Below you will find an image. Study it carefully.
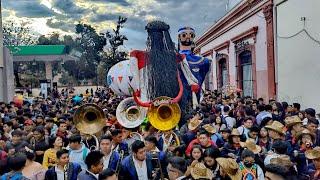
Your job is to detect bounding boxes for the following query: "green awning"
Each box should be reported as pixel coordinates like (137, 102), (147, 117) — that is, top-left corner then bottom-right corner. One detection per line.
(7, 45), (67, 56)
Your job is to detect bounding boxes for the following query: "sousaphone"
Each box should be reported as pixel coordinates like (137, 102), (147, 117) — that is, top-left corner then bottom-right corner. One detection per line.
(73, 103), (105, 150)
(116, 97), (147, 128)
(132, 72), (183, 131)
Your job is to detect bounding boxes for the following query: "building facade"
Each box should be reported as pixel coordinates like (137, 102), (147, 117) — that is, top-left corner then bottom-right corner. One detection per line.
(196, 0), (275, 100)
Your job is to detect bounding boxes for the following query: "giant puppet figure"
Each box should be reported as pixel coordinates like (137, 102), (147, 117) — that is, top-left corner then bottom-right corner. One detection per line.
(130, 21), (183, 131)
(178, 27), (211, 110)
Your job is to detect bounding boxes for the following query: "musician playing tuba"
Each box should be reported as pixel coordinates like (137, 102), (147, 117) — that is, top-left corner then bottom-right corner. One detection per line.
(122, 127), (144, 152)
(158, 129), (183, 157)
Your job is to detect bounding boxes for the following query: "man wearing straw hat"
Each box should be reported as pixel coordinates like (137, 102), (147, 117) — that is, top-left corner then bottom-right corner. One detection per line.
(265, 121), (286, 142)
(284, 116), (303, 147)
(216, 157), (242, 180)
(265, 121), (293, 155)
(305, 146), (320, 179)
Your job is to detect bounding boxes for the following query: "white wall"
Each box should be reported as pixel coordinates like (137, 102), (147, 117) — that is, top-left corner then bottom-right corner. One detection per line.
(276, 0), (320, 111)
(200, 6), (268, 96)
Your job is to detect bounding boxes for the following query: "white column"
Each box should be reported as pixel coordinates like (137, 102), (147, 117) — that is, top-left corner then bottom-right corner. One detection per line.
(45, 62), (52, 81)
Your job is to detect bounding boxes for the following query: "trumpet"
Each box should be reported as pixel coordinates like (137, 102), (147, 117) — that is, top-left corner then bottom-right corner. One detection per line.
(115, 150), (124, 174)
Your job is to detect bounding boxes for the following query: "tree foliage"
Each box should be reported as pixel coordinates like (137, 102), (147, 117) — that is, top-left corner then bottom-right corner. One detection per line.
(71, 23), (107, 80)
(101, 16), (129, 71)
(3, 21), (37, 87)
(3, 21), (36, 46)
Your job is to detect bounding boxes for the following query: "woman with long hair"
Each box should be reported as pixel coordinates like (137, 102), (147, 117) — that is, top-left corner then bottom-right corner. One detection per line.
(42, 136), (63, 169)
(22, 147), (46, 180)
(203, 147), (221, 179)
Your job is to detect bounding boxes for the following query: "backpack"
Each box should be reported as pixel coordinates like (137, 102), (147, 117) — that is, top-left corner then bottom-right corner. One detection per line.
(239, 162), (257, 180)
(220, 115), (228, 126)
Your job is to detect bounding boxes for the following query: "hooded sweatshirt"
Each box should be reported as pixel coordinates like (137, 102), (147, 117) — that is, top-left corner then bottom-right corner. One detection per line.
(69, 144), (90, 169)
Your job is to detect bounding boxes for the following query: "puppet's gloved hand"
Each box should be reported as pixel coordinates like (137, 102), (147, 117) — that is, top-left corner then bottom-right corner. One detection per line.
(191, 84), (200, 93)
(133, 89), (141, 97)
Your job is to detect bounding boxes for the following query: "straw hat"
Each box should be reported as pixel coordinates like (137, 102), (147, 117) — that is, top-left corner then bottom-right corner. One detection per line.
(202, 124), (216, 134)
(270, 155), (293, 170)
(216, 158), (242, 180)
(296, 129), (316, 142)
(305, 146), (320, 160)
(240, 139), (262, 154)
(188, 117), (202, 131)
(230, 129), (240, 136)
(190, 162), (214, 180)
(285, 116), (302, 127)
(265, 121), (286, 135)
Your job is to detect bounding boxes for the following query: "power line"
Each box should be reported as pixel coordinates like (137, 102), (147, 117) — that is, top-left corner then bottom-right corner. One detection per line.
(277, 17), (320, 46)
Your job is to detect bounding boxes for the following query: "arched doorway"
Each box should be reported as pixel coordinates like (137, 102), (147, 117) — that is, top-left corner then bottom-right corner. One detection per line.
(238, 50), (253, 97)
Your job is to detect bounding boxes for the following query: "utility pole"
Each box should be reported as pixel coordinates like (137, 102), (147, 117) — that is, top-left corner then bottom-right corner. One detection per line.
(0, 0), (5, 101)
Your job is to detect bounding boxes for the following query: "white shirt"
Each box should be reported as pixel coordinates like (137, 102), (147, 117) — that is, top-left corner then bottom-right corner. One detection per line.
(103, 153), (112, 169)
(256, 165), (265, 180)
(133, 157), (148, 180)
(162, 133), (173, 152)
(176, 176), (186, 180)
(55, 166), (65, 180)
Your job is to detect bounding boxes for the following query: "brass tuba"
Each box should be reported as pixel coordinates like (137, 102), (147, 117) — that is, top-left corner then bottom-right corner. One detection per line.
(147, 96), (181, 131)
(73, 103), (105, 150)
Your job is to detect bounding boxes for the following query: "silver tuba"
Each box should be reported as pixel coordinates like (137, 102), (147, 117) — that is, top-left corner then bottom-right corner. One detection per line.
(116, 97), (147, 129)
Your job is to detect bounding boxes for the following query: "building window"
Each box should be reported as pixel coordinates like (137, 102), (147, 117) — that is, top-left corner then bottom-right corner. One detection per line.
(239, 50), (253, 97)
(218, 58), (228, 89)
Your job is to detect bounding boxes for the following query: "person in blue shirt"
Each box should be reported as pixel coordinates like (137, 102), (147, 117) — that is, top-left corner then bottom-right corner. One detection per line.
(78, 151), (104, 180)
(1, 153), (29, 180)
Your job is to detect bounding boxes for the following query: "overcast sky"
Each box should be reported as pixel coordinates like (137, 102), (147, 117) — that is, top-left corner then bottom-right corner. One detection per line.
(2, 0), (228, 50)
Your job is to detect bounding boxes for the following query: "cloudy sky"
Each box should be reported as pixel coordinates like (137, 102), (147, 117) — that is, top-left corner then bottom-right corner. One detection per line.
(2, 0), (228, 50)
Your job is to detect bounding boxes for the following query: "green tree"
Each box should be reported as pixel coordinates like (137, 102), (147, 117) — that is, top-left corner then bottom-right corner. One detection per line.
(101, 16), (128, 71)
(73, 23), (106, 81)
(3, 21), (36, 87)
(3, 21), (36, 46)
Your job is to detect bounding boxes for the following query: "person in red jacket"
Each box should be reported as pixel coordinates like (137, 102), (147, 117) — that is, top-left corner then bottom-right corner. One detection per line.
(186, 129), (216, 157)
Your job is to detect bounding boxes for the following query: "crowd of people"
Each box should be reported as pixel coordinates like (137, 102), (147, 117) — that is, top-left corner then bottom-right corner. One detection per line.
(1, 86), (320, 180)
